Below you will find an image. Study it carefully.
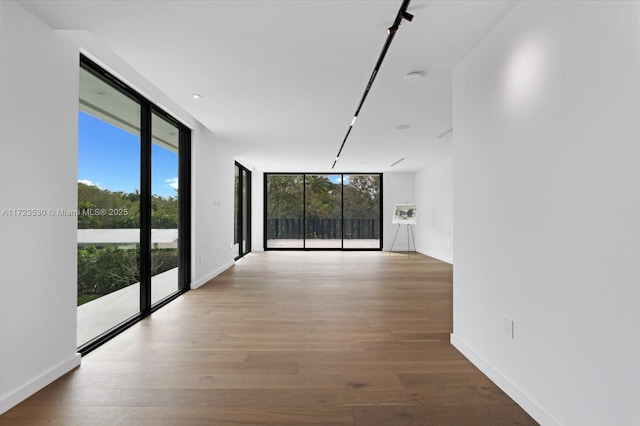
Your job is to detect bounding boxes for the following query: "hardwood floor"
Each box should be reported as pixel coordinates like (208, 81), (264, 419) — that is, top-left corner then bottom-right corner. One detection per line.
(0, 252), (537, 425)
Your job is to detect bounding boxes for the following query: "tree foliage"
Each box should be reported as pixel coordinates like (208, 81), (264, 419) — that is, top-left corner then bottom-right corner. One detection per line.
(77, 183), (180, 305)
(266, 174), (380, 220)
(78, 182), (178, 228)
(343, 175), (380, 219)
(77, 246), (178, 304)
(266, 175), (304, 219)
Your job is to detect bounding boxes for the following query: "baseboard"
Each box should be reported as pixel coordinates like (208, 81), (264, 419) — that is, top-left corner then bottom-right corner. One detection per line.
(191, 260), (235, 289)
(0, 353), (81, 415)
(416, 248), (453, 264)
(450, 333), (559, 426)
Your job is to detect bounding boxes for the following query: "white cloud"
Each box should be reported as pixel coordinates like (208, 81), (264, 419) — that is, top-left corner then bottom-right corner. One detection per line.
(78, 179), (101, 188)
(166, 177), (179, 190)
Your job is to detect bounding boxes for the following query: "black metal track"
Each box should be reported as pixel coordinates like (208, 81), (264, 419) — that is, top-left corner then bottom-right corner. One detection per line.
(332, 0), (412, 169)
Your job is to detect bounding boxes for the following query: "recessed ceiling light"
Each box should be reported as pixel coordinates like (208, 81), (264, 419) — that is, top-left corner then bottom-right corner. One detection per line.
(395, 124), (411, 130)
(192, 94), (202, 99)
(403, 71), (424, 82)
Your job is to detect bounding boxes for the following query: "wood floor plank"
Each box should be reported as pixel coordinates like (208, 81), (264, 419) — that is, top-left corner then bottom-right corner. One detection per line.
(0, 251), (538, 425)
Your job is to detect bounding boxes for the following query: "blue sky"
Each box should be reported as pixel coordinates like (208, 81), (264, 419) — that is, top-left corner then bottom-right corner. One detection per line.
(329, 175), (345, 184)
(78, 111), (178, 198)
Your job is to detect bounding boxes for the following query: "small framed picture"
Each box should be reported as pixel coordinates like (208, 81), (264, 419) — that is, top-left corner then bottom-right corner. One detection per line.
(393, 203), (417, 224)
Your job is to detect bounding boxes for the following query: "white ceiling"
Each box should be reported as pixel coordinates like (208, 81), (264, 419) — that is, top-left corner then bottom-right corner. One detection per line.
(19, 0), (517, 173)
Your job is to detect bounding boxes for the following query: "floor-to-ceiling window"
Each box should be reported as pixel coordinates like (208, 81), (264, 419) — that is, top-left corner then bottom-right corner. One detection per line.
(77, 56), (190, 353)
(305, 175), (342, 248)
(234, 162), (251, 259)
(343, 174), (381, 249)
(265, 174), (304, 249)
(77, 65), (142, 346)
(264, 173), (382, 250)
(150, 113), (180, 303)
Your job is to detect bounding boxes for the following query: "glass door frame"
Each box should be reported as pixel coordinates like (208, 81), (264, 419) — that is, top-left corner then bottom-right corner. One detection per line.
(234, 161), (251, 260)
(263, 173), (383, 251)
(79, 55), (191, 355)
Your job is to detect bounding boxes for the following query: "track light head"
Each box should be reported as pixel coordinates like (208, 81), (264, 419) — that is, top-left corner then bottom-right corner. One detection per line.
(402, 11), (414, 22)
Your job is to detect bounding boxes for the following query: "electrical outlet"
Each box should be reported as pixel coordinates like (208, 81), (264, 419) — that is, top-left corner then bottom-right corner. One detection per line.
(504, 317), (514, 339)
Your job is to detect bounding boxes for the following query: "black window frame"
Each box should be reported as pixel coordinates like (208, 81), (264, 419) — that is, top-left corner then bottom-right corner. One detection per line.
(263, 173), (383, 251)
(78, 55), (191, 355)
(234, 161), (252, 260)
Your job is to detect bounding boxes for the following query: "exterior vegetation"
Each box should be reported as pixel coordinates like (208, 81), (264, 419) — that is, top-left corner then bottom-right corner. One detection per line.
(78, 182), (178, 229)
(266, 174), (381, 240)
(77, 246), (178, 304)
(77, 183), (178, 305)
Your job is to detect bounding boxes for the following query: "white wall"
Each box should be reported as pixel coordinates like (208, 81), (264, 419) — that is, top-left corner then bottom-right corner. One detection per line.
(251, 169), (264, 252)
(414, 158), (453, 263)
(0, 1), (238, 412)
(452, 2), (640, 425)
(382, 172), (415, 252)
(0, 1), (81, 413)
(191, 124), (236, 288)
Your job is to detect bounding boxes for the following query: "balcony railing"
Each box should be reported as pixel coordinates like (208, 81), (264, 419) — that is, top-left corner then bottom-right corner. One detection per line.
(267, 218), (380, 239)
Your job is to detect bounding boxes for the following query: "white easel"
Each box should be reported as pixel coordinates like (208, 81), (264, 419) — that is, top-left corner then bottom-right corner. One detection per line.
(389, 203), (417, 257)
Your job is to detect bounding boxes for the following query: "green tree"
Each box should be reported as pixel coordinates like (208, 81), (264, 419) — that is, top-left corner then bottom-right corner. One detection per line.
(343, 175), (380, 219)
(304, 175), (341, 219)
(266, 175), (304, 219)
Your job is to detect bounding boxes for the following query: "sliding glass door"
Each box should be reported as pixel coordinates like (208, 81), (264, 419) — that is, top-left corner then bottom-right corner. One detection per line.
(305, 175), (342, 248)
(77, 66), (142, 346)
(343, 175), (381, 248)
(150, 113), (180, 303)
(265, 174), (304, 248)
(234, 162), (251, 259)
(264, 173), (382, 250)
(77, 57), (190, 352)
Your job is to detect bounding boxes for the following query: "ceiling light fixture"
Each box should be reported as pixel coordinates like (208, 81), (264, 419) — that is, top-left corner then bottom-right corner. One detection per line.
(192, 94), (202, 99)
(437, 128), (453, 139)
(332, 0), (414, 169)
(390, 157), (406, 167)
(403, 71), (424, 82)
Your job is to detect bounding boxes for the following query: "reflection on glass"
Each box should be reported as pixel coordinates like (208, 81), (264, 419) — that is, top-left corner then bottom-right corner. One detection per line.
(266, 175), (304, 248)
(77, 67), (141, 346)
(150, 113), (180, 305)
(305, 175), (342, 248)
(343, 175), (381, 248)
